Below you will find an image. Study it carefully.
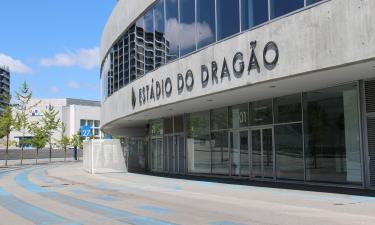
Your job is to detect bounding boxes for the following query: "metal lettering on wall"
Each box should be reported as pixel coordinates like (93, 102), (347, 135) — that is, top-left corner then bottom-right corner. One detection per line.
(132, 41), (279, 109)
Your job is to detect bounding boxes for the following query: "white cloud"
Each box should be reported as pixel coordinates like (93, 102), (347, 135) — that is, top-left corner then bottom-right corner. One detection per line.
(0, 53), (32, 74)
(50, 86), (60, 93)
(40, 47), (99, 70)
(67, 80), (99, 91)
(165, 19), (214, 50)
(67, 80), (81, 89)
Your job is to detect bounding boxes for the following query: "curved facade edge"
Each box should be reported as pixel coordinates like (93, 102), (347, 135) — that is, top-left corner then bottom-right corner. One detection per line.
(101, 0), (375, 131)
(100, 0), (156, 62)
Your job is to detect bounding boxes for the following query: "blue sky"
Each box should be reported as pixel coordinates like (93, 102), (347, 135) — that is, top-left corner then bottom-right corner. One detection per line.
(0, 0), (116, 101)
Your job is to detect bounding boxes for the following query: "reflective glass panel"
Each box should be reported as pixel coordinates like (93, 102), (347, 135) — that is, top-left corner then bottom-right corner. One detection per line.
(154, 0), (166, 68)
(197, 0), (216, 49)
(144, 10), (155, 73)
(211, 131), (229, 175)
(151, 120), (163, 136)
(249, 99), (273, 126)
(186, 111), (211, 174)
(304, 84), (362, 185)
(241, 0), (269, 31)
(128, 138), (147, 172)
(270, 0), (304, 19)
(274, 94), (302, 124)
(251, 129), (261, 178)
(179, 0), (196, 56)
(275, 123), (304, 181)
(165, 0), (179, 62)
(263, 128), (274, 179)
(229, 103), (249, 129)
(230, 131), (240, 176)
(174, 115), (184, 133)
(211, 107), (228, 130)
(217, 0), (240, 40)
(307, 0), (324, 5)
(164, 117), (173, 134)
(240, 131), (249, 176)
(135, 18), (145, 77)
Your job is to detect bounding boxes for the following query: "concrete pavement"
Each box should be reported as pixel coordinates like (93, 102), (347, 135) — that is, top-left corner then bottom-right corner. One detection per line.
(0, 163), (375, 225)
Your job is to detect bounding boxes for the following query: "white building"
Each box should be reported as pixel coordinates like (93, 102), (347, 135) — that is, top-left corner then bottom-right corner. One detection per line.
(10, 98), (101, 146)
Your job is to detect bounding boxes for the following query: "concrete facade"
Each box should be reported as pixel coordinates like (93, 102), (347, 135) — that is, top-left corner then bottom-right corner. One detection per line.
(101, 0), (375, 134)
(100, 0), (375, 189)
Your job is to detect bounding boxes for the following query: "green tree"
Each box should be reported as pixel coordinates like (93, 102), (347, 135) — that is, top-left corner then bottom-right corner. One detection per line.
(28, 122), (48, 165)
(41, 105), (61, 162)
(0, 93), (14, 166)
(71, 132), (83, 161)
(14, 81), (36, 165)
(71, 133), (83, 150)
(57, 122), (70, 161)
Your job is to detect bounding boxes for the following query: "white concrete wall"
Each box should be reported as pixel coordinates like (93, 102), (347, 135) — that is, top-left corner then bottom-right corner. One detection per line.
(101, 0), (375, 132)
(67, 105), (101, 137)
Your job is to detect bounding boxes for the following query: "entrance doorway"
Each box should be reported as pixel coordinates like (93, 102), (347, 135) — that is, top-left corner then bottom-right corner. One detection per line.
(251, 128), (274, 179)
(164, 134), (185, 174)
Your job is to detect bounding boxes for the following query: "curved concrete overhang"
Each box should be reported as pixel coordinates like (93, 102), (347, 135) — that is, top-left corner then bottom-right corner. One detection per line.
(100, 0), (156, 62)
(101, 0), (375, 136)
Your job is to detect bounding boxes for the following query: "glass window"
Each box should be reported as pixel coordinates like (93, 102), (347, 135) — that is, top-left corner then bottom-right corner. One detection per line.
(270, 0), (304, 19)
(174, 115), (184, 133)
(275, 123), (304, 181)
(128, 138), (147, 172)
(80, 120), (86, 126)
(151, 120), (163, 136)
(274, 94), (302, 124)
(164, 117), (173, 134)
(186, 111), (211, 174)
(304, 83), (362, 185)
(211, 107), (228, 130)
(249, 99), (273, 126)
(241, 0), (269, 31)
(179, 0), (196, 56)
(144, 9), (155, 73)
(211, 131), (229, 175)
(197, 0), (216, 49)
(229, 103), (248, 129)
(151, 138), (163, 171)
(306, 0), (324, 6)
(94, 120), (100, 127)
(154, 0), (166, 68)
(217, 0), (240, 41)
(87, 120), (94, 127)
(165, 0), (179, 62)
(94, 129), (100, 136)
(135, 18), (145, 77)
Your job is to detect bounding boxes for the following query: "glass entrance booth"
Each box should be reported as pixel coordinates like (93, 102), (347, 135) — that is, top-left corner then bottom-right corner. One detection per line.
(148, 83), (364, 186)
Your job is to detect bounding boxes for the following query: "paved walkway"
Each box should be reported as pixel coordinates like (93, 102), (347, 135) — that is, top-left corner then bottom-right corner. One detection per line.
(1, 163), (375, 225)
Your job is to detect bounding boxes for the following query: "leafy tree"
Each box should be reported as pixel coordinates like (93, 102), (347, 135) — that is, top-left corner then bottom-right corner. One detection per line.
(28, 122), (48, 165)
(71, 133), (83, 150)
(71, 132), (83, 161)
(14, 81), (36, 165)
(57, 122), (70, 161)
(41, 105), (61, 162)
(0, 93), (14, 166)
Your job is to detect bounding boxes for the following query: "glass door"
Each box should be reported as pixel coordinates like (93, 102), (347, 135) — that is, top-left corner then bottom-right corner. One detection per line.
(230, 131), (240, 176)
(176, 134), (186, 174)
(251, 128), (274, 179)
(230, 130), (249, 176)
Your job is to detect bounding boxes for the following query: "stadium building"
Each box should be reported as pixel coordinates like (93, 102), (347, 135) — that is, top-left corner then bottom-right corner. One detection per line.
(100, 0), (375, 189)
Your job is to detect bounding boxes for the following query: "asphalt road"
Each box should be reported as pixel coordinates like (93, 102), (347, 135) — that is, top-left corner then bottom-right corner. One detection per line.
(0, 162), (375, 225)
